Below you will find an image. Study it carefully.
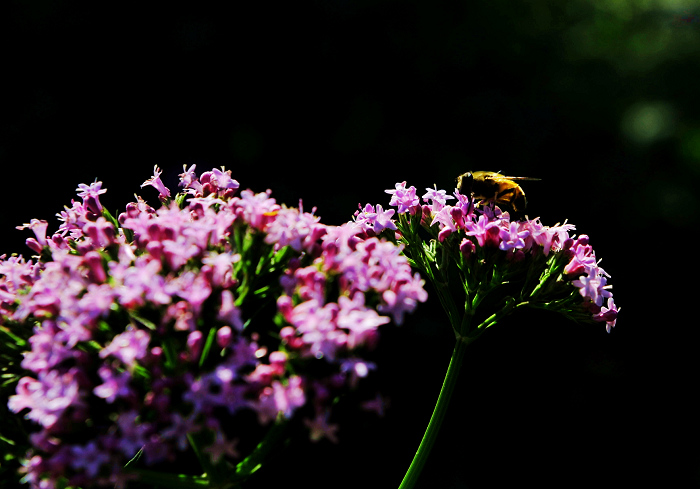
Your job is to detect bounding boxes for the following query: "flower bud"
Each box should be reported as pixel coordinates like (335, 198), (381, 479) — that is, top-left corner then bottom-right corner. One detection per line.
(217, 326), (233, 348)
(187, 331), (203, 360)
(459, 238), (475, 258)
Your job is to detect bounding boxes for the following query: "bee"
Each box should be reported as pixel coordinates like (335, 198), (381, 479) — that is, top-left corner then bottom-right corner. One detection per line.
(456, 171), (540, 216)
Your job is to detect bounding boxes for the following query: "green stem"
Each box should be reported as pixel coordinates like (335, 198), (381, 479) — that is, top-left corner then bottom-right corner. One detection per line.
(235, 417), (289, 479)
(398, 337), (468, 489)
(475, 299), (528, 332)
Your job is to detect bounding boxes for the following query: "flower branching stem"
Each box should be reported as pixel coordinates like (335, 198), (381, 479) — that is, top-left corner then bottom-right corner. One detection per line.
(397, 297), (523, 489)
(398, 336), (468, 489)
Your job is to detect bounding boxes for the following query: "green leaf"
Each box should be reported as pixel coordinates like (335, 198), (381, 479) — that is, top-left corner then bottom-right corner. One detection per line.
(101, 206), (120, 229)
(199, 327), (218, 368)
(129, 312), (158, 331)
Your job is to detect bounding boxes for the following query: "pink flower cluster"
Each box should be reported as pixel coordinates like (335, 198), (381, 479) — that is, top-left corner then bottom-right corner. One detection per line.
(382, 181), (618, 332)
(278, 226), (428, 357)
(1, 167), (427, 488)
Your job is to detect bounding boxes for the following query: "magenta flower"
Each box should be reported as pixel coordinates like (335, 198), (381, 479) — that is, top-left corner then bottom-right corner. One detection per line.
(498, 221), (530, 251)
(115, 410), (151, 457)
(337, 294), (389, 348)
(371, 204), (397, 233)
(161, 413), (200, 451)
(289, 299), (344, 360)
(572, 266), (612, 307)
(76, 180), (107, 216)
(465, 214), (501, 248)
(231, 189), (280, 231)
(178, 164), (200, 193)
(304, 410), (339, 443)
(9, 369), (82, 429)
(564, 236), (597, 276)
(361, 393), (389, 417)
(431, 206), (457, 241)
(252, 376), (306, 424)
(264, 206), (325, 252)
(340, 357), (377, 388)
(354, 203), (397, 234)
(217, 290), (244, 332)
(199, 167), (239, 198)
(20, 325), (75, 373)
(385, 181), (420, 214)
(525, 218), (573, 256)
(141, 165), (171, 200)
(16, 219), (50, 253)
(70, 441), (111, 478)
(422, 187), (454, 212)
(93, 366), (133, 404)
(593, 297), (620, 333)
(208, 167), (240, 192)
(378, 279), (428, 326)
(99, 328), (151, 367)
(204, 431), (239, 463)
(56, 199), (90, 240)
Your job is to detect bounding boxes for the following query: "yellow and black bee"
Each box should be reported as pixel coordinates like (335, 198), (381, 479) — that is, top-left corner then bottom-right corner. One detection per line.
(456, 171), (540, 216)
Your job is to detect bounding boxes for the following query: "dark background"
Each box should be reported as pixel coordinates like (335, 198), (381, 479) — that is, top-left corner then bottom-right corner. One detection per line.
(2, 1), (699, 487)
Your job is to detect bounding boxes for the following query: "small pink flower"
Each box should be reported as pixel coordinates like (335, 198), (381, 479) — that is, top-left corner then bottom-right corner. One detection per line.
(76, 180), (107, 216)
(385, 181), (420, 214)
(498, 221), (530, 251)
(304, 410), (339, 443)
(204, 431), (239, 463)
(141, 165), (171, 200)
(593, 297), (619, 333)
(99, 328), (151, 367)
(17, 219), (50, 253)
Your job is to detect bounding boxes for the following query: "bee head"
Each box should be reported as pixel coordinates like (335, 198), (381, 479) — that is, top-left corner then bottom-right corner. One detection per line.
(456, 172), (473, 193)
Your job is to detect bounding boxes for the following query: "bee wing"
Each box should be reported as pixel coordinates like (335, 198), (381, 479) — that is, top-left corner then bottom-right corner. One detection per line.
(502, 176), (541, 181)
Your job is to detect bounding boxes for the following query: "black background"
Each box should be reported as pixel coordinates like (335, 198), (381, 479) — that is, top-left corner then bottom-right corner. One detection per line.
(2, 1), (699, 487)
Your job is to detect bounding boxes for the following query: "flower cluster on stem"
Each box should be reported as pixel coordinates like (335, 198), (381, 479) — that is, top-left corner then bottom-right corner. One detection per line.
(0, 166), (426, 489)
(355, 181), (619, 489)
(373, 181), (619, 340)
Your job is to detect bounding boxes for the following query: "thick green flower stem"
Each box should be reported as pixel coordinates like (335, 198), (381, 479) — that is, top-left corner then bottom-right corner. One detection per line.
(398, 336), (469, 489)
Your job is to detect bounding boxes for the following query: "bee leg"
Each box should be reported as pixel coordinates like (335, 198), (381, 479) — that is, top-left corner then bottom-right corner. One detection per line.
(512, 194), (527, 215)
